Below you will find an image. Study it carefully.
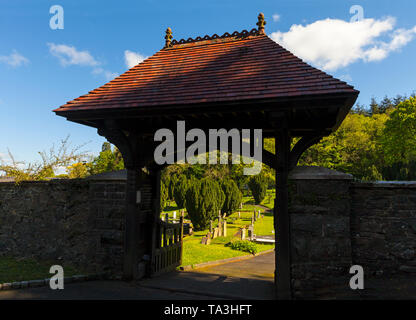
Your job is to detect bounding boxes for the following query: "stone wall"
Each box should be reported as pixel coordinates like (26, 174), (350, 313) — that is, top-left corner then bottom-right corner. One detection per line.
(0, 175), (129, 278)
(289, 167), (353, 298)
(351, 182), (416, 276)
(289, 167), (416, 298)
(1, 167), (415, 298)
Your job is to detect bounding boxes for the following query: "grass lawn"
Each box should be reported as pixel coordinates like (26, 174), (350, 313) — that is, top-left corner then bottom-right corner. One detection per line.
(162, 190), (276, 268)
(0, 256), (82, 283)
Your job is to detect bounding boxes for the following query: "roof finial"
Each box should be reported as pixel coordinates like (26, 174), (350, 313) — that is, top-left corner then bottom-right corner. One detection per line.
(256, 13), (266, 34)
(165, 27), (173, 48)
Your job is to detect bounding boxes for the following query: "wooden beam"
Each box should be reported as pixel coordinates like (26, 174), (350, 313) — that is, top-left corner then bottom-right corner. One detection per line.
(123, 168), (141, 280)
(275, 126), (292, 300)
(289, 134), (324, 170)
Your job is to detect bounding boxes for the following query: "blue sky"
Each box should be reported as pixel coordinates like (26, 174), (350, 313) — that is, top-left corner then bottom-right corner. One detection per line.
(1, 0), (415, 166)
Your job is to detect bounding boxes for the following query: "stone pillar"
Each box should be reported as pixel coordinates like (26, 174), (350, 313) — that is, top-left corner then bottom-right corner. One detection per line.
(288, 166), (353, 299)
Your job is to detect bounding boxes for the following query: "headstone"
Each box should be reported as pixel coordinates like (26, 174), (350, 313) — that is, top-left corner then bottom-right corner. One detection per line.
(213, 227), (219, 238)
(261, 214), (264, 219)
(201, 232), (212, 245)
(173, 211), (177, 220)
(251, 214), (255, 225)
(218, 217), (223, 237)
(257, 210), (261, 219)
(248, 224), (254, 240)
(223, 221), (227, 237)
(238, 211), (241, 219)
(241, 227), (246, 240)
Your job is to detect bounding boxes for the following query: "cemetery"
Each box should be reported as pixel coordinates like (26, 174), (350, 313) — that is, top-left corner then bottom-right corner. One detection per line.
(1, 9), (416, 301)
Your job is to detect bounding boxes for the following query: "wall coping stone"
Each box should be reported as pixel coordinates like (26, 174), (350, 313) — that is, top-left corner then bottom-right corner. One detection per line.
(289, 166), (353, 180)
(352, 181), (416, 189)
(86, 170), (127, 181)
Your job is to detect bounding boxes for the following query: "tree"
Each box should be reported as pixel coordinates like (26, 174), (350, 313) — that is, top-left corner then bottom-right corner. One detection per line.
(248, 174), (268, 204)
(173, 175), (190, 208)
(185, 178), (225, 231)
(221, 179), (242, 215)
(88, 143), (124, 175)
(168, 174), (177, 201)
(160, 182), (169, 211)
(0, 135), (88, 182)
(381, 97), (416, 165)
(67, 162), (89, 179)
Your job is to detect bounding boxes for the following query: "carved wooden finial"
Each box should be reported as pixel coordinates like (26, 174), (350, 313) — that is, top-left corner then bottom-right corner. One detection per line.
(256, 13), (266, 34)
(165, 27), (173, 48)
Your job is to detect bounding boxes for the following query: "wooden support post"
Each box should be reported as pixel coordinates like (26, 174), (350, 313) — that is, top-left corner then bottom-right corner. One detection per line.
(275, 127), (292, 300)
(149, 169), (161, 277)
(179, 212), (184, 265)
(123, 168), (140, 280)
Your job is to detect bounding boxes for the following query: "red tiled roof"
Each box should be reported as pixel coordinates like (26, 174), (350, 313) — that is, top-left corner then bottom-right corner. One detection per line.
(54, 29), (358, 113)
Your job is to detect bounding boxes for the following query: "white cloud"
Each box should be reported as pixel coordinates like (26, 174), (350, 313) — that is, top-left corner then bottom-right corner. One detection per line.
(124, 50), (147, 69)
(92, 67), (119, 81)
(47, 43), (99, 67)
(270, 17), (416, 71)
(0, 50), (29, 67)
(272, 14), (280, 23)
(48, 43), (118, 80)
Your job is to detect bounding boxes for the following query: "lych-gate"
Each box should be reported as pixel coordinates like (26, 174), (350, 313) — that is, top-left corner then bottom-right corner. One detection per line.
(54, 14), (359, 299)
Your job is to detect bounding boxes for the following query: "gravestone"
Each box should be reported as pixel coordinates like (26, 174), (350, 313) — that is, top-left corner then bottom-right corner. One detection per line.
(238, 211), (241, 219)
(223, 221), (227, 237)
(213, 227), (219, 238)
(173, 211), (176, 220)
(241, 227), (246, 240)
(248, 224), (254, 240)
(201, 232), (212, 245)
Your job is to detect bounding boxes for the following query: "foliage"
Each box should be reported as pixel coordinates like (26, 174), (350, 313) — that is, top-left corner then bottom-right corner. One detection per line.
(226, 240), (258, 255)
(0, 136), (88, 182)
(67, 162), (89, 179)
(221, 179), (242, 215)
(381, 97), (416, 165)
(168, 174), (177, 201)
(248, 174), (268, 204)
(173, 175), (191, 208)
(185, 178), (225, 231)
(88, 143), (124, 175)
(160, 181), (169, 211)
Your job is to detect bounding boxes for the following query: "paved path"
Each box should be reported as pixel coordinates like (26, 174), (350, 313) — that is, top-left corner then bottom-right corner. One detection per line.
(195, 251), (275, 281)
(0, 253), (275, 300)
(138, 252), (275, 300)
(0, 280), (224, 300)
